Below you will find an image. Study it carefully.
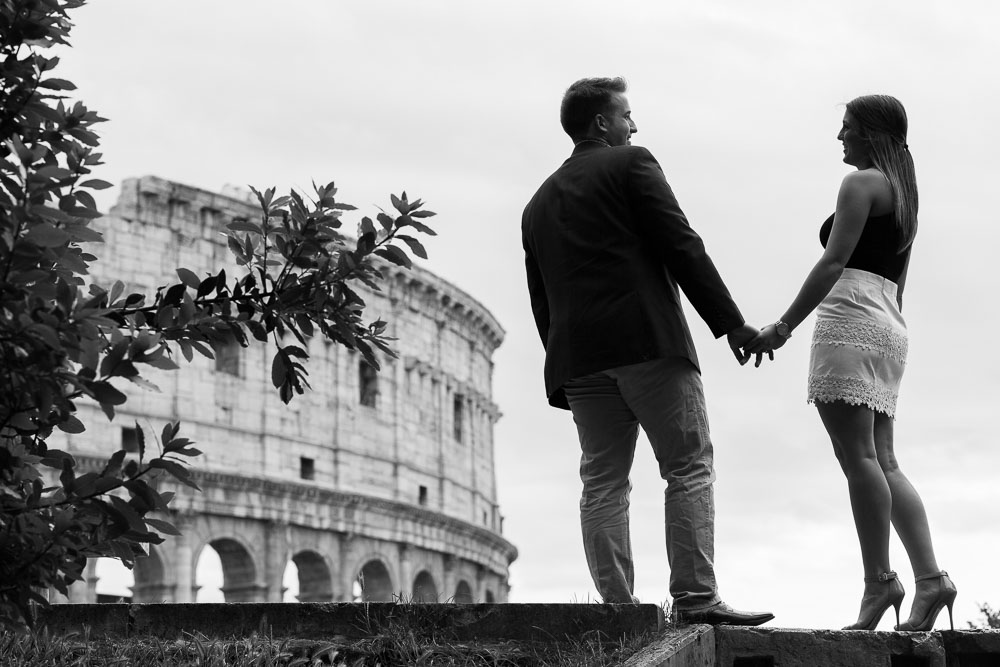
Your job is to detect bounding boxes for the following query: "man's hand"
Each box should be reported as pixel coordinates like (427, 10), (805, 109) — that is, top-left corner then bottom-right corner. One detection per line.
(726, 324), (759, 366)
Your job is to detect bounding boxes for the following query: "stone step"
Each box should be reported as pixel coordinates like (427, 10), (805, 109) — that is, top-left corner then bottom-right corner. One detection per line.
(624, 625), (1000, 667)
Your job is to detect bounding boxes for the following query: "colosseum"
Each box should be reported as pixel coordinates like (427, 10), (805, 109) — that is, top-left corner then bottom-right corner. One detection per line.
(51, 175), (517, 604)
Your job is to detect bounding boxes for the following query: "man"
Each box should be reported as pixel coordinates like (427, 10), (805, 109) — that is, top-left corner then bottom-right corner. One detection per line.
(522, 77), (773, 626)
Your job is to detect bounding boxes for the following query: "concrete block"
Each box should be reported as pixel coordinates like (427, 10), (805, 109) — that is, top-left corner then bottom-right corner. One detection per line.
(937, 629), (1000, 667)
(34, 603), (131, 636)
(715, 627), (946, 667)
(623, 624), (715, 667)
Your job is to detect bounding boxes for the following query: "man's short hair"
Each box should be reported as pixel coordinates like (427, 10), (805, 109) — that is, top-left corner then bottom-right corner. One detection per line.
(560, 77), (628, 141)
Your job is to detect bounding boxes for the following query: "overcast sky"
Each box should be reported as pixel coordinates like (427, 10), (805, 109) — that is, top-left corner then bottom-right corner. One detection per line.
(60, 1), (999, 629)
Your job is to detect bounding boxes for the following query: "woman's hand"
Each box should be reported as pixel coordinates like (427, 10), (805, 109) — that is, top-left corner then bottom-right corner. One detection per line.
(745, 324), (787, 367)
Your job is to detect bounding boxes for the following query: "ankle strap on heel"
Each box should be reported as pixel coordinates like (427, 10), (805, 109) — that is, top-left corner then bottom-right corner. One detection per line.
(864, 571), (898, 583)
(914, 570), (948, 582)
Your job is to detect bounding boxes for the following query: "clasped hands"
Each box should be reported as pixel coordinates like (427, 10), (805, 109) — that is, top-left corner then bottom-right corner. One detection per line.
(727, 323), (789, 367)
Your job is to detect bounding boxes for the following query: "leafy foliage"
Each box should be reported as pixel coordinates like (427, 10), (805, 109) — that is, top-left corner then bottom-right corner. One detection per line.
(0, 0), (434, 629)
(967, 603), (1000, 630)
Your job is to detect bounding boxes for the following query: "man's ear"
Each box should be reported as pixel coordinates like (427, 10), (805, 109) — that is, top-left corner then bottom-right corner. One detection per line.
(593, 113), (608, 134)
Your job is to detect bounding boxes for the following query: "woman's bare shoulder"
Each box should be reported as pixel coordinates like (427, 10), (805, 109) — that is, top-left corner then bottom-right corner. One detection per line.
(840, 167), (892, 194)
(839, 168), (893, 209)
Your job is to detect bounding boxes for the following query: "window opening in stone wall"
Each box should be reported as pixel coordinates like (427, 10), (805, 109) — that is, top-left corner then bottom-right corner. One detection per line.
(454, 580), (473, 604)
(199, 207), (219, 228)
(429, 378), (440, 434)
(300, 457), (315, 481)
(121, 426), (140, 453)
(453, 393), (464, 441)
(168, 198), (189, 220)
(359, 360), (378, 407)
(215, 340), (241, 376)
(141, 192), (158, 212)
(419, 485), (428, 506)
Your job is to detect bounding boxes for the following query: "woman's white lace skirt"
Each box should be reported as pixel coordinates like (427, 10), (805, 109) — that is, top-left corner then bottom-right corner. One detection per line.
(808, 268), (908, 418)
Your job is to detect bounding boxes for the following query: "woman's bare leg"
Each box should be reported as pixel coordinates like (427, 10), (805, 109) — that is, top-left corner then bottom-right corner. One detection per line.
(873, 412), (954, 627)
(817, 401), (891, 577)
(873, 413), (939, 576)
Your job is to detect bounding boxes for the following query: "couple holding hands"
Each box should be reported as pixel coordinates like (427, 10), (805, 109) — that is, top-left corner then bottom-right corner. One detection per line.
(522, 77), (955, 631)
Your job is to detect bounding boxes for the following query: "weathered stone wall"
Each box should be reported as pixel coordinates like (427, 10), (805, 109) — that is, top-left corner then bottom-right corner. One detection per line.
(50, 175), (516, 603)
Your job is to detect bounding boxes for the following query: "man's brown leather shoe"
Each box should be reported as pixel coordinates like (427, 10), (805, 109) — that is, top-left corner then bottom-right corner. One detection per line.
(674, 602), (774, 626)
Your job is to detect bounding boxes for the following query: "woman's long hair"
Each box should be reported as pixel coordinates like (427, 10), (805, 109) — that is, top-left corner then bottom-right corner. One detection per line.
(847, 95), (918, 251)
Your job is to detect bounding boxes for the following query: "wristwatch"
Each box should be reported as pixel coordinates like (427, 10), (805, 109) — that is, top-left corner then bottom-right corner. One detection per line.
(774, 320), (792, 340)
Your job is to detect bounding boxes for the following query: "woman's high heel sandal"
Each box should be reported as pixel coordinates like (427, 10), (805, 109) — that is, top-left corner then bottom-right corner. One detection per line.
(896, 570), (958, 631)
(843, 571), (906, 631)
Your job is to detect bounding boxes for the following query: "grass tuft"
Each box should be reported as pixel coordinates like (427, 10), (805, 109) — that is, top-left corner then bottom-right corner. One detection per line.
(0, 623), (654, 666)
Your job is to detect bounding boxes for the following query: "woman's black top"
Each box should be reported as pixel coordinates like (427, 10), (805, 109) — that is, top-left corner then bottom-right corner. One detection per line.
(820, 212), (910, 283)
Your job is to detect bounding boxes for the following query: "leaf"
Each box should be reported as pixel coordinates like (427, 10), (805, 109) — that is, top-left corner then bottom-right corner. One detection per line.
(146, 354), (179, 371)
(144, 518), (181, 536)
(374, 245), (412, 268)
(395, 234), (428, 259)
(271, 351), (288, 389)
(108, 495), (148, 531)
(403, 217), (437, 236)
(101, 449), (127, 477)
(64, 224), (104, 243)
(75, 189), (99, 211)
(38, 78), (77, 91)
(227, 235), (248, 264)
(148, 459), (200, 490)
(123, 478), (161, 510)
(196, 275), (218, 297)
(23, 223), (71, 247)
(57, 415), (86, 434)
(176, 268), (200, 289)
(80, 178), (113, 190)
(246, 320), (268, 342)
(390, 192), (408, 214)
(100, 339), (130, 377)
(161, 421), (180, 445)
(89, 380), (128, 406)
(41, 449), (76, 469)
(106, 280), (125, 305)
(38, 165), (74, 180)
(190, 339), (215, 359)
(282, 345), (308, 359)
(227, 218), (260, 234)
(163, 283), (187, 306)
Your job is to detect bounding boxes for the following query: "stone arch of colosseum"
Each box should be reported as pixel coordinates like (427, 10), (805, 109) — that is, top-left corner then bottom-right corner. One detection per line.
(53, 176), (517, 605)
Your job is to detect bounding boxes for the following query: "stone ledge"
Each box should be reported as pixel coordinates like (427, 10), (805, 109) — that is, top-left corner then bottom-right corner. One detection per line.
(938, 629), (1000, 664)
(32, 605), (1000, 665)
(33, 602), (664, 643)
(623, 624), (715, 667)
(715, 626), (949, 667)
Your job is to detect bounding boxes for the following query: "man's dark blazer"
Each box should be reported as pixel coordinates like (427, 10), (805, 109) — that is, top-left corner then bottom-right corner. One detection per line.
(522, 141), (744, 409)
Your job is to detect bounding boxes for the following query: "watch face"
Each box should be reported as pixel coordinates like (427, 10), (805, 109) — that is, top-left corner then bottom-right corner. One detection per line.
(776, 322), (790, 338)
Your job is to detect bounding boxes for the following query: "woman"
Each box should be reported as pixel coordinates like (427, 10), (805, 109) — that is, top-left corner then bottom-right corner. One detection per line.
(747, 95), (956, 631)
